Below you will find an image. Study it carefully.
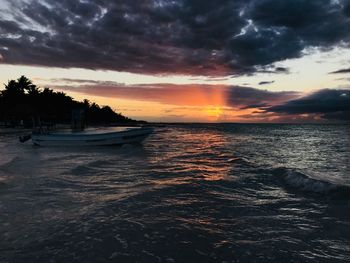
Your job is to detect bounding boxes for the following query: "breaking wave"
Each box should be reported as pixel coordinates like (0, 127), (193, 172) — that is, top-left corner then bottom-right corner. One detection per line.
(271, 167), (350, 197)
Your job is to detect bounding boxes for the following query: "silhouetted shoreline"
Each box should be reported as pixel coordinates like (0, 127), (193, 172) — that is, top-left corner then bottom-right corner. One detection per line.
(0, 76), (143, 128)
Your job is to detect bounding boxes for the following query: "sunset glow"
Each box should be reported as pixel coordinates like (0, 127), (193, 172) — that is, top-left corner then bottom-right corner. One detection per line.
(205, 106), (223, 120)
(1, 1), (350, 262)
(0, 0), (349, 122)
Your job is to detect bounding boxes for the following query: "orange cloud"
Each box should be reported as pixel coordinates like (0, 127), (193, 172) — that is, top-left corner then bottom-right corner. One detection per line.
(51, 80), (312, 122)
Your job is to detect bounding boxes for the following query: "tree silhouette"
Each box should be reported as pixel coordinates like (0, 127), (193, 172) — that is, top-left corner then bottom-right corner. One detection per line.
(0, 76), (136, 127)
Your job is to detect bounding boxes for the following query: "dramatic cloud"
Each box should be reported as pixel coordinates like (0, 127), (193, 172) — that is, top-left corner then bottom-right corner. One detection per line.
(226, 86), (298, 109)
(0, 0), (350, 75)
(344, 1), (350, 16)
(266, 89), (350, 121)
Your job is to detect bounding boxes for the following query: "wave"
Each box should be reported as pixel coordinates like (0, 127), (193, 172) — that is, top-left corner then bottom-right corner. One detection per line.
(271, 167), (350, 198)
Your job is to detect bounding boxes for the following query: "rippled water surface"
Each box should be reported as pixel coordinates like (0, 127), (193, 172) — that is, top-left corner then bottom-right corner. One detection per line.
(0, 124), (349, 262)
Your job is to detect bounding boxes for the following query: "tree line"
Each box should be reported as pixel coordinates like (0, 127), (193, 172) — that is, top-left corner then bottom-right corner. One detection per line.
(0, 76), (135, 127)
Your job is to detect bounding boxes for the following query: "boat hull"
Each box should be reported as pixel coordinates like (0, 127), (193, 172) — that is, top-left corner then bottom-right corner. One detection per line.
(31, 127), (153, 146)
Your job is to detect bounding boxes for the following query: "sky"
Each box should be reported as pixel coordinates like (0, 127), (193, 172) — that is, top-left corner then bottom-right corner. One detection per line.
(0, 0), (349, 122)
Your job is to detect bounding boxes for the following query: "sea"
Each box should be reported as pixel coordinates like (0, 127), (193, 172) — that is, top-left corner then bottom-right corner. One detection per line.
(0, 124), (349, 262)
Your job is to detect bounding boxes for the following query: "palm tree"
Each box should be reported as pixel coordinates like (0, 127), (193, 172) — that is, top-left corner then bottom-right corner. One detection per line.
(0, 76), (135, 126)
(2, 76), (38, 96)
(3, 79), (23, 96)
(17, 75), (37, 94)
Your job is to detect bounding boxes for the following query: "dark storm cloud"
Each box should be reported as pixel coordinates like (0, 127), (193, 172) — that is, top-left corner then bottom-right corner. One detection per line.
(230, 0), (350, 70)
(0, 0), (350, 75)
(226, 86), (298, 109)
(266, 89), (350, 121)
(344, 1), (350, 16)
(330, 68), (350, 74)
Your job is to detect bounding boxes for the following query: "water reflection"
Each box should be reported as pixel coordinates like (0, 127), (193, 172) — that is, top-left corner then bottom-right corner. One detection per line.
(1, 124), (349, 262)
(146, 127), (236, 183)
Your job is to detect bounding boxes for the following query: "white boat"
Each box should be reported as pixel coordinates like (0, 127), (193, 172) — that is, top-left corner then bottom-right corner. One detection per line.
(31, 126), (153, 146)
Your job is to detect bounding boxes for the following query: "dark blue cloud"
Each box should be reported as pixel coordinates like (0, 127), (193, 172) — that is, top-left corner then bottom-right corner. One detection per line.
(344, 1), (350, 16)
(266, 89), (350, 121)
(226, 86), (298, 109)
(0, 0), (349, 75)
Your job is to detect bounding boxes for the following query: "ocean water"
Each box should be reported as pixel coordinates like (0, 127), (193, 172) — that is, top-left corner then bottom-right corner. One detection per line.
(0, 124), (349, 262)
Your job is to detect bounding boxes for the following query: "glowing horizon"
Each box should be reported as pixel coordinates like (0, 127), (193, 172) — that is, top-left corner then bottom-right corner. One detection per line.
(0, 0), (349, 122)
